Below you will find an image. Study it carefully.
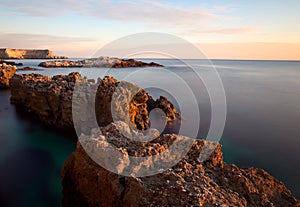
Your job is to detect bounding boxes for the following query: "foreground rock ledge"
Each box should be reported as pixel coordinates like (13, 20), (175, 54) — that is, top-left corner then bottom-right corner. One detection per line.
(39, 56), (163, 68)
(62, 121), (299, 207)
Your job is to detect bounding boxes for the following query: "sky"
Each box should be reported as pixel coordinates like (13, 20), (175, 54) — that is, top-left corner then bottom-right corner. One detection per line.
(0, 0), (300, 59)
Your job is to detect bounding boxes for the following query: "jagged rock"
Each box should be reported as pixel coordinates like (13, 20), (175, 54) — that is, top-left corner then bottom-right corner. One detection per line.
(0, 48), (67, 59)
(8, 71), (300, 206)
(38, 56), (163, 68)
(10, 73), (179, 133)
(0, 63), (17, 88)
(62, 121), (299, 207)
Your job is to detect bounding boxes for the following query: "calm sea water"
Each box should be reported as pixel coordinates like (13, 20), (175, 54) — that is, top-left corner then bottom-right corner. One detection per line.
(0, 59), (299, 206)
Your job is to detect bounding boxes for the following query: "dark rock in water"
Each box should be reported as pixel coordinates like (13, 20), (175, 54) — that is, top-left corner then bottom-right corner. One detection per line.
(0, 48), (67, 59)
(17, 66), (40, 71)
(38, 56), (163, 68)
(0, 63), (16, 88)
(62, 121), (300, 207)
(0, 60), (23, 66)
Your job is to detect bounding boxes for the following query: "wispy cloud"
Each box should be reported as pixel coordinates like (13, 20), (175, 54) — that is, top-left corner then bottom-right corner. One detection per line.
(0, 33), (95, 48)
(0, 0), (225, 26)
(196, 27), (256, 35)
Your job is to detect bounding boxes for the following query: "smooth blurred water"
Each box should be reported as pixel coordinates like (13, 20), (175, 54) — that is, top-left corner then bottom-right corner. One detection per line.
(0, 59), (299, 205)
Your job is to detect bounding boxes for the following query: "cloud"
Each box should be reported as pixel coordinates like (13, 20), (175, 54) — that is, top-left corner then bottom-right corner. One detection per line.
(0, 32), (95, 48)
(196, 27), (256, 34)
(0, 0), (222, 26)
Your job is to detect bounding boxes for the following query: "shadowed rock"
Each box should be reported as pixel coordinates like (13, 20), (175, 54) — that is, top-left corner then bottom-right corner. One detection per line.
(0, 60), (23, 66)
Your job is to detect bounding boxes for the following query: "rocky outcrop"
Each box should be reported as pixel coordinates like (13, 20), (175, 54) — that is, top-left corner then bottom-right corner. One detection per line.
(0, 63), (17, 88)
(38, 56), (163, 68)
(0, 48), (67, 59)
(0, 60), (23, 66)
(17, 66), (40, 71)
(62, 121), (300, 207)
(8, 71), (300, 206)
(10, 73), (179, 133)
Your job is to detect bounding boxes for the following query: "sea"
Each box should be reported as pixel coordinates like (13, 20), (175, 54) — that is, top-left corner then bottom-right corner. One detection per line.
(0, 59), (300, 206)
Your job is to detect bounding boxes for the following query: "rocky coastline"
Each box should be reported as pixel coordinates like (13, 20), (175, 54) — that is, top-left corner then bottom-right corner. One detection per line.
(8, 72), (300, 206)
(38, 56), (163, 68)
(0, 48), (67, 59)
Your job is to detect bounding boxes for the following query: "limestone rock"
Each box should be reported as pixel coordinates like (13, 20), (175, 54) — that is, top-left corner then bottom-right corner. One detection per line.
(62, 121), (299, 207)
(0, 63), (17, 88)
(0, 48), (67, 59)
(10, 73), (179, 133)
(38, 56), (163, 68)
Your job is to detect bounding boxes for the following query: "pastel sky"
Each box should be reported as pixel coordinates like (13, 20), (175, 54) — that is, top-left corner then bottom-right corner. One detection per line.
(0, 0), (300, 59)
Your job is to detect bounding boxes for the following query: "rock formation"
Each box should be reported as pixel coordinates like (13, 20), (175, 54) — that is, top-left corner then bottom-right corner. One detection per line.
(0, 60), (23, 66)
(17, 66), (40, 71)
(9, 72), (300, 206)
(0, 63), (17, 88)
(62, 121), (300, 207)
(38, 56), (163, 68)
(0, 48), (67, 59)
(10, 73), (179, 133)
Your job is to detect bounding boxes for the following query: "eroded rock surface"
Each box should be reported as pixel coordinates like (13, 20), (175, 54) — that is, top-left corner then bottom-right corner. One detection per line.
(9, 72), (300, 206)
(10, 73), (179, 133)
(0, 48), (67, 59)
(62, 121), (300, 207)
(38, 56), (163, 68)
(0, 63), (17, 88)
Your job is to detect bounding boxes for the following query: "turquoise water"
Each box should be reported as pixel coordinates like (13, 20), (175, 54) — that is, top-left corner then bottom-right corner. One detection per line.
(0, 59), (300, 206)
(0, 90), (75, 207)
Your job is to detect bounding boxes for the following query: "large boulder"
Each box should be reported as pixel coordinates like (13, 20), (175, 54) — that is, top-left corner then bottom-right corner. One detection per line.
(62, 121), (300, 207)
(10, 73), (179, 133)
(0, 63), (17, 88)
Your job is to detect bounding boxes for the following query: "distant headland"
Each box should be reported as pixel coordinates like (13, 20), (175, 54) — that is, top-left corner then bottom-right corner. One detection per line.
(0, 48), (68, 59)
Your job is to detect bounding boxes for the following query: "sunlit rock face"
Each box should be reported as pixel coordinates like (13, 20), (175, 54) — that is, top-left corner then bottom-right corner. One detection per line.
(62, 121), (299, 207)
(0, 48), (67, 59)
(38, 56), (163, 68)
(10, 73), (180, 133)
(0, 63), (16, 88)
(9, 71), (299, 207)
